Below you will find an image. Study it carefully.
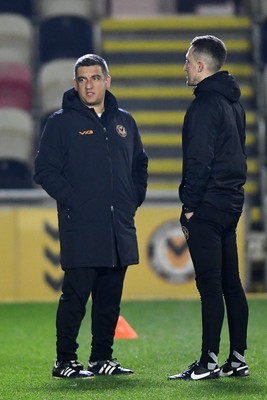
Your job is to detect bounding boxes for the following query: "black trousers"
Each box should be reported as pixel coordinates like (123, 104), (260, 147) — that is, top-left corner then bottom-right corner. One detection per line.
(56, 266), (127, 362)
(180, 205), (248, 355)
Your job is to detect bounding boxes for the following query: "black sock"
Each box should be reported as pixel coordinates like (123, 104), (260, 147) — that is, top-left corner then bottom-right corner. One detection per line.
(200, 351), (218, 369)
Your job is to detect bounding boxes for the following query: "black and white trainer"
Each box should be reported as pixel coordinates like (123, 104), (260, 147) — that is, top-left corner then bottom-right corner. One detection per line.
(168, 361), (220, 381)
(220, 360), (249, 377)
(52, 360), (95, 379)
(88, 358), (134, 375)
(220, 351), (249, 378)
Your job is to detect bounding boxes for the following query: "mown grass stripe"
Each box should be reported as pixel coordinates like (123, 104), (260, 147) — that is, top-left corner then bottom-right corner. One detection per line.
(101, 16), (251, 31)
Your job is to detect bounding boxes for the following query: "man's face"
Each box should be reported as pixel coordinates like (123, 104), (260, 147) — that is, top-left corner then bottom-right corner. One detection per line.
(183, 45), (200, 86)
(74, 65), (111, 109)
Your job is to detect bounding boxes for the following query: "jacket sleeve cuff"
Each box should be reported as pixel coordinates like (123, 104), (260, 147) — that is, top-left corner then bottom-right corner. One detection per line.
(182, 205), (195, 213)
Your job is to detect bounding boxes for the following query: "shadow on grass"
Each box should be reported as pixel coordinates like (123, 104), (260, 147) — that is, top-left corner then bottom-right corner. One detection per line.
(168, 377), (267, 399)
(212, 377), (266, 394)
(41, 375), (150, 392)
(18, 375), (267, 400)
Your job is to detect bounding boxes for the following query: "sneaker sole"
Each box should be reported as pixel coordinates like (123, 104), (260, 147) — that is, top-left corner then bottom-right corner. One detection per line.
(52, 375), (94, 379)
(88, 370), (134, 376)
(220, 366), (249, 378)
(52, 370), (95, 379)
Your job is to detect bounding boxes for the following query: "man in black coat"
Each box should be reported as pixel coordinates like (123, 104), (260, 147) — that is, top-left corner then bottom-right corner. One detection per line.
(34, 54), (148, 379)
(168, 36), (249, 381)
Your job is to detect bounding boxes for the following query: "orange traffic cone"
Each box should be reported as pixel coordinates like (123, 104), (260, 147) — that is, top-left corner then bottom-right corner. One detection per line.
(115, 316), (138, 339)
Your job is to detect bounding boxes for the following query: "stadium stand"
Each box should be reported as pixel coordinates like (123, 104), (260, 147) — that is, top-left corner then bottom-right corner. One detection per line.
(100, 16), (257, 205)
(0, 0), (265, 291)
(38, 58), (75, 115)
(0, 108), (34, 188)
(37, 0), (92, 19)
(0, 9), (35, 188)
(39, 15), (94, 64)
(0, 62), (32, 111)
(0, 14), (34, 66)
(101, 15), (265, 235)
(0, 0), (34, 17)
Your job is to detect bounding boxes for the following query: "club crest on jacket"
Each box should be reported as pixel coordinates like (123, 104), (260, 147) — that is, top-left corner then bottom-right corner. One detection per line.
(116, 125), (127, 137)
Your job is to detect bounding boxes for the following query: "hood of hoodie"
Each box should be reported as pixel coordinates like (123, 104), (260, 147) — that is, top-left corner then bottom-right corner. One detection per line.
(61, 87), (119, 114)
(194, 71), (241, 103)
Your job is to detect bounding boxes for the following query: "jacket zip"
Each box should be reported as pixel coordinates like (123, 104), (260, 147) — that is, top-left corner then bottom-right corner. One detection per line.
(110, 205), (116, 268)
(84, 110), (117, 267)
(104, 126), (116, 267)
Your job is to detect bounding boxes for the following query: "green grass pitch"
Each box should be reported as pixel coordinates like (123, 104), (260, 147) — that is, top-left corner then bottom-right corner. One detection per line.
(0, 298), (266, 400)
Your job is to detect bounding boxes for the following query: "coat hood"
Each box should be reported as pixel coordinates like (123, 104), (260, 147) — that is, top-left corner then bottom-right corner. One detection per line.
(194, 71), (241, 103)
(61, 87), (119, 113)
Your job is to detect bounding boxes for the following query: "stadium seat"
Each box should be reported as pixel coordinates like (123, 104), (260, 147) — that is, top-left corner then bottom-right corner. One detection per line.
(39, 16), (94, 64)
(263, 65), (267, 104)
(0, 0), (34, 17)
(38, 58), (75, 115)
(0, 107), (34, 188)
(37, 0), (92, 19)
(261, 18), (267, 63)
(258, 0), (267, 17)
(0, 159), (34, 188)
(0, 14), (33, 66)
(0, 63), (32, 110)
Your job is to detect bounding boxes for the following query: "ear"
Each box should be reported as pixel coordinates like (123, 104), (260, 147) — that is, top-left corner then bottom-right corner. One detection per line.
(105, 74), (111, 88)
(197, 61), (204, 73)
(73, 78), (78, 91)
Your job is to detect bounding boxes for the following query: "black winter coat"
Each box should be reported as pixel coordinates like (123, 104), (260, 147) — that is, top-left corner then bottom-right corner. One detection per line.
(34, 88), (148, 269)
(179, 71), (247, 214)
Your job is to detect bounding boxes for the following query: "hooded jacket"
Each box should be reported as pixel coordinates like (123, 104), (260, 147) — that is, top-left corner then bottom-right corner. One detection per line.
(179, 71), (247, 214)
(34, 88), (148, 269)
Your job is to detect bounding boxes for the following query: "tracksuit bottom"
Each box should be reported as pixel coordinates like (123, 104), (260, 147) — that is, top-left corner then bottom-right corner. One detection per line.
(180, 204), (249, 358)
(56, 266), (127, 362)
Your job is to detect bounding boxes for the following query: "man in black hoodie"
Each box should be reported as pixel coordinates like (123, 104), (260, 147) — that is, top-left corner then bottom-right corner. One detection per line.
(168, 36), (249, 381)
(34, 54), (148, 379)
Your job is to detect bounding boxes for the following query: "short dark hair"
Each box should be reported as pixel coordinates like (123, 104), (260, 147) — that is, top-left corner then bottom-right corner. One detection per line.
(191, 35), (227, 72)
(74, 54), (109, 79)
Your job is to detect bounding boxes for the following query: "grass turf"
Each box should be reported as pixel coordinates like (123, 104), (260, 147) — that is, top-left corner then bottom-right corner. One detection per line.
(0, 298), (266, 400)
